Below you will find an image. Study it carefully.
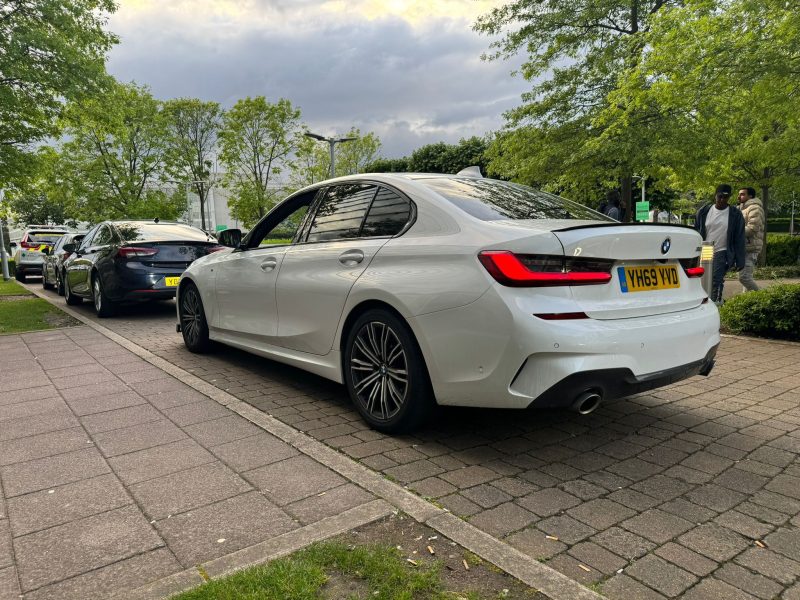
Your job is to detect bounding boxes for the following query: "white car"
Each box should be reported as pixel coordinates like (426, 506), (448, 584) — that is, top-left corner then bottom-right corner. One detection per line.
(11, 226), (69, 282)
(177, 173), (719, 432)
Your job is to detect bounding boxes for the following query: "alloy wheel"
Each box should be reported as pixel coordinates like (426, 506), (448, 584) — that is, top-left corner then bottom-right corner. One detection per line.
(93, 278), (102, 312)
(350, 321), (408, 421)
(180, 287), (203, 346)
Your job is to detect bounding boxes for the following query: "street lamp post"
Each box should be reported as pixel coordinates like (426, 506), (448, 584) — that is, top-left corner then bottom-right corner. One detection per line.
(304, 132), (357, 178)
(0, 189), (9, 281)
(632, 174), (646, 221)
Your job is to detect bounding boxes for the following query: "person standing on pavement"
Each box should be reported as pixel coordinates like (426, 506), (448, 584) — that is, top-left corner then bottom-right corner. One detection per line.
(604, 191), (621, 221)
(737, 187), (765, 292)
(694, 184), (746, 304)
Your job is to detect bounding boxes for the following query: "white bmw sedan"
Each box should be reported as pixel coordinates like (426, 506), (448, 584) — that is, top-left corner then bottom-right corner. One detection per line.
(176, 173), (719, 432)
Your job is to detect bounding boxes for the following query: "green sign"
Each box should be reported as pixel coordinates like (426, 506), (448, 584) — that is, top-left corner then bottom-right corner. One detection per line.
(215, 224), (227, 232)
(635, 201), (650, 222)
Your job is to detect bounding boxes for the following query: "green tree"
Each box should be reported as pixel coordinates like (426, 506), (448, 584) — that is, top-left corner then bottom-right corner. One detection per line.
(475, 0), (678, 216)
(60, 81), (184, 222)
(362, 157), (410, 173)
(218, 97), (302, 227)
(291, 128), (382, 188)
(0, 0), (118, 185)
(164, 98), (223, 230)
(3, 147), (77, 226)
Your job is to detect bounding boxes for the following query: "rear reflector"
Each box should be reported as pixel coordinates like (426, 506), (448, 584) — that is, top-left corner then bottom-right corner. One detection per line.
(117, 246), (158, 259)
(685, 266), (704, 278)
(534, 312), (590, 320)
(478, 251), (612, 287)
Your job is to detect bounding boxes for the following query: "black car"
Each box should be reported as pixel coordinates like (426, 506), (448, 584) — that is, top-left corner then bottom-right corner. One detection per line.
(63, 220), (223, 317)
(42, 232), (86, 295)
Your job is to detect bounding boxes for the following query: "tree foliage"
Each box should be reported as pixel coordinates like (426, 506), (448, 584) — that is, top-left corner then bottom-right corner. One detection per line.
(218, 97), (302, 228)
(59, 81), (184, 222)
(3, 147), (76, 226)
(0, 0), (118, 185)
(363, 137), (490, 175)
(291, 128), (382, 189)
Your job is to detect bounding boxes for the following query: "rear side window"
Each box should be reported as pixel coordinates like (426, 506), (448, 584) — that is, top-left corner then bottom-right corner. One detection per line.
(306, 184), (376, 243)
(362, 187), (412, 237)
(418, 177), (612, 222)
(27, 232), (65, 244)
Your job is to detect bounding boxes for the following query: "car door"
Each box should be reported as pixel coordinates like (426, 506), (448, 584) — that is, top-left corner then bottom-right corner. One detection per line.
(66, 226), (99, 296)
(275, 183), (392, 355)
(213, 190), (318, 342)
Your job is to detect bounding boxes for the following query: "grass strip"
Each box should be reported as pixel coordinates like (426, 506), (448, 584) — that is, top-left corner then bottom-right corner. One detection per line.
(172, 541), (477, 600)
(0, 278), (32, 296)
(0, 298), (77, 334)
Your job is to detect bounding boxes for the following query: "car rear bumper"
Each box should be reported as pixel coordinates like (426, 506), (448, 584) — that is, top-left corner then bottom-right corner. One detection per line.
(105, 265), (183, 301)
(411, 287), (721, 409)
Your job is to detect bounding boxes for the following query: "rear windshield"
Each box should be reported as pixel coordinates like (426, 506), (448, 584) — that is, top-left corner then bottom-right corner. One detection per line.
(27, 232), (65, 244)
(418, 178), (612, 222)
(115, 223), (215, 243)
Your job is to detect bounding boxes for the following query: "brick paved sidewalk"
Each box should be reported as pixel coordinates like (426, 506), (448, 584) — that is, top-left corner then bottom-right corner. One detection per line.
(0, 327), (388, 599)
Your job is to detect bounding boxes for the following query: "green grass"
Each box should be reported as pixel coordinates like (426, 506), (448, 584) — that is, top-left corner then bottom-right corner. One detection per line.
(172, 541), (473, 600)
(259, 238), (293, 246)
(725, 265), (800, 280)
(0, 278), (31, 296)
(0, 298), (73, 334)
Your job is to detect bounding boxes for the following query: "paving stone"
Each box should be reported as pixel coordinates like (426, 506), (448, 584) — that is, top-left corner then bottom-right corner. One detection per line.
(621, 509), (695, 544)
(681, 451), (734, 475)
(631, 475), (692, 501)
(678, 523), (750, 562)
(714, 510), (773, 540)
(93, 419), (186, 458)
(517, 487), (581, 517)
(601, 574), (668, 600)
(0, 409), (77, 443)
(0, 426), (89, 466)
(438, 465), (498, 488)
(468, 502), (536, 537)
(13, 505), (162, 592)
(567, 498), (636, 530)
(6, 474), (131, 537)
(686, 483), (747, 512)
(506, 528), (566, 560)
(663, 465), (714, 484)
(210, 432), (299, 473)
(0, 522), (10, 570)
(736, 501), (791, 526)
(568, 541), (626, 574)
(24, 547), (180, 600)
(163, 399), (233, 426)
(0, 566), (20, 600)
(715, 563), (784, 600)
(409, 477), (457, 499)
(461, 483), (512, 508)
(546, 552), (603, 585)
(713, 467), (769, 494)
(536, 514), (596, 545)
(747, 446), (795, 468)
(606, 458), (665, 481)
(592, 526), (656, 560)
(626, 554), (698, 597)
(654, 542), (718, 576)
(285, 483), (373, 524)
(66, 390), (147, 417)
(582, 469), (633, 491)
(608, 488), (661, 511)
(766, 474), (800, 500)
(0, 397), (66, 424)
(0, 448), (109, 497)
(145, 387), (210, 410)
(109, 438), (215, 485)
(438, 493), (481, 517)
(682, 578), (760, 600)
(80, 404), (162, 435)
(384, 459), (444, 483)
(0, 385), (57, 407)
(245, 455), (346, 505)
(155, 491), (296, 566)
(539, 462), (585, 481)
(558, 479), (605, 500)
(765, 528), (800, 561)
(783, 582), (800, 600)
(751, 490), (800, 515)
(185, 415), (264, 447)
(130, 461), (252, 519)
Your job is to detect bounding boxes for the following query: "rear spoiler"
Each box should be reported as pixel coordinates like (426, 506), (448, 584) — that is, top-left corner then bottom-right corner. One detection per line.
(554, 222), (696, 233)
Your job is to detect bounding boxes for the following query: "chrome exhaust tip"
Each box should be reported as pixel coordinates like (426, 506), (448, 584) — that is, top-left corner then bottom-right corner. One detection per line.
(572, 391), (602, 415)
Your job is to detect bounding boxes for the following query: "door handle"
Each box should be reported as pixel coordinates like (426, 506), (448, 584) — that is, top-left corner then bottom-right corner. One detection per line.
(260, 257), (278, 271)
(338, 250), (365, 265)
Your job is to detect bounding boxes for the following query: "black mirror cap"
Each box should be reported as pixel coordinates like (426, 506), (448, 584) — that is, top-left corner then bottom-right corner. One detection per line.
(217, 228), (242, 248)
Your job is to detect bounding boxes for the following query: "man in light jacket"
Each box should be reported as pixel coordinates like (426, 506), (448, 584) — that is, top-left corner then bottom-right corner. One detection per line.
(694, 184), (746, 304)
(737, 187), (765, 292)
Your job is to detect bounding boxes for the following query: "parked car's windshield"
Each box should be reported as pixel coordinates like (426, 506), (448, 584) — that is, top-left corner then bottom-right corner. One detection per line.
(418, 177), (612, 222)
(115, 222), (215, 243)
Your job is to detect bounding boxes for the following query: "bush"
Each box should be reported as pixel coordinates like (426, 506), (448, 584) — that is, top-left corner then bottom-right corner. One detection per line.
(766, 234), (800, 266)
(720, 284), (800, 340)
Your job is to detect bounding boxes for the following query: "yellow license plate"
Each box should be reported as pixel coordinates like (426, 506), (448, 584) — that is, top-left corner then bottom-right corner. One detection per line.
(618, 265), (680, 293)
(164, 277), (180, 287)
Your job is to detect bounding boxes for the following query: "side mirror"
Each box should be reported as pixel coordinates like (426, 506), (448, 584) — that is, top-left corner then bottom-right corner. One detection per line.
(62, 243), (76, 253)
(217, 228), (242, 248)
(9, 242), (16, 249)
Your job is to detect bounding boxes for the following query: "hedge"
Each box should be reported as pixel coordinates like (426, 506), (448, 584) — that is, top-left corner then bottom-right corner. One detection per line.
(766, 234), (800, 266)
(719, 284), (800, 340)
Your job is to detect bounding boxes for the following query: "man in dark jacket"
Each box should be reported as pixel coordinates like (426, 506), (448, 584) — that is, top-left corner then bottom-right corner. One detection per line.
(694, 184), (746, 304)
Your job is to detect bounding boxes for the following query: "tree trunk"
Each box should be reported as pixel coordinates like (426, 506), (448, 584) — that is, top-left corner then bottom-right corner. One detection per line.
(621, 175), (633, 222)
(759, 170), (770, 266)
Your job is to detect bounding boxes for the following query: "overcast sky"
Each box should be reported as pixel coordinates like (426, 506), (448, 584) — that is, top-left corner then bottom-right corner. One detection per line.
(106, 0), (529, 158)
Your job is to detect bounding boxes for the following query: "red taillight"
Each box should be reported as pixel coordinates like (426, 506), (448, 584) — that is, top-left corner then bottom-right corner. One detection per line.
(206, 245), (226, 254)
(478, 251), (612, 287)
(20, 241), (37, 249)
(117, 246), (158, 259)
(534, 312), (590, 320)
(685, 266), (704, 278)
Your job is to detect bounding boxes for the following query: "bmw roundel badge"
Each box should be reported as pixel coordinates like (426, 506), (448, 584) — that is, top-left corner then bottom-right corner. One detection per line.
(661, 238), (671, 255)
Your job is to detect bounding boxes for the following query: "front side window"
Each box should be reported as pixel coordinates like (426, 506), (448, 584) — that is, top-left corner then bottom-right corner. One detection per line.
(93, 226), (113, 246)
(418, 177), (612, 222)
(361, 187), (412, 237)
(78, 226), (99, 252)
(306, 184), (376, 243)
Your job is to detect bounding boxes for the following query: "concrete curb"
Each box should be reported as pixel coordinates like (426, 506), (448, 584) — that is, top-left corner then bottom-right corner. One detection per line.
(26, 284), (605, 600)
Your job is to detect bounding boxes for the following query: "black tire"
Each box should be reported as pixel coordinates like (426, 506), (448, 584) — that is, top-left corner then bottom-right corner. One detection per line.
(56, 270), (65, 296)
(64, 276), (82, 305)
(179, 282), (211, 353)
(92, 274), (115, 318)
(15, 269), (25, 282)
(344, 308), (434, 433)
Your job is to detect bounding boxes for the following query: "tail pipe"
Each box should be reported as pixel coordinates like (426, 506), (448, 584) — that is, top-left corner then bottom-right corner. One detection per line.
(571, 390), (602, 415)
